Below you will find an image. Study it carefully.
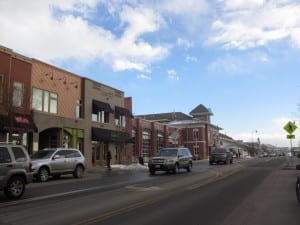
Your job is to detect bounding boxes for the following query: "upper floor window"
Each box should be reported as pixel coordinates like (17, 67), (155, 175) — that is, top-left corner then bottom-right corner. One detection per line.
(92, 100), (111, 123)
(115, 115), (126, 127)
(92, 111), (109, 123)
(76, 99), (83, 119)
(193, 129), (199, 140)
(12, 82), (24, 107)
(32, 88), (57, 114)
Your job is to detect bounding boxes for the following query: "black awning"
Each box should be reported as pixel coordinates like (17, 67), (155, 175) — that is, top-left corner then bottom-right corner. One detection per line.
(92, 127), (132, 143)
(115, 106), (133, 118)
(0, 113), (38, 133)
(92, 100), (113, 113)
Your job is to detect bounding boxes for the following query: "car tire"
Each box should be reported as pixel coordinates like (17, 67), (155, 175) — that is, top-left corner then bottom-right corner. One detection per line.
(149, 169), (155, 175)
(73, 165), (84, 178)
(187, 162), (192, 172)
(296, 179), (300, 203)
(173, 163), (179, 174)
(230, 159), (233, 164)
(38, 167), (49, 182)
(4, 176), (25, 199)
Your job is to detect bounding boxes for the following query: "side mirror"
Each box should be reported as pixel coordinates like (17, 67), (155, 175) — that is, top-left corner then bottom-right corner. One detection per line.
(296, 164), (300, 170)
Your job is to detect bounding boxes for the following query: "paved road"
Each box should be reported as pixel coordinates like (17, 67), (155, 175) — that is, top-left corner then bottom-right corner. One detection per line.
(0, 157), (299, 225)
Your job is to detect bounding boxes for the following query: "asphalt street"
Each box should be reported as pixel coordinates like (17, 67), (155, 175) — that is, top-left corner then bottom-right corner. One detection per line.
(0, 157), (299, 225)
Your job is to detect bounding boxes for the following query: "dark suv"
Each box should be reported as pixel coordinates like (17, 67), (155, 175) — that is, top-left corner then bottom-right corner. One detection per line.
(148, 147), (193, 175)
(0, 144), (33, 199)
(209, 147), (233, 165)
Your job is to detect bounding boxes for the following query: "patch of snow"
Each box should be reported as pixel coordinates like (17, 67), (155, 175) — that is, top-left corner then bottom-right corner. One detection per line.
(111, 163), (148, 170)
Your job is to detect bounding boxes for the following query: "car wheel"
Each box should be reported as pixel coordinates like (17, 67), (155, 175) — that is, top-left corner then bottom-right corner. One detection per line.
(187, 162), (192, 172)
(73, 165), (84, 178)
(173, 163), (179, 174)
(296, 179), (300, 203)
(230, 159), (233, 164)
(149, 169), (155, 175)
(38, 167), (49, 182)
(4, 176), (25, 199)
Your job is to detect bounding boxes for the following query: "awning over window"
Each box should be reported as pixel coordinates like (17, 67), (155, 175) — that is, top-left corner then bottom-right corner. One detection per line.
(115, 106), (133, 118)
(92, 100), (113, 113)
(92, 127), (133, 143)
(0, 113), (38, 133)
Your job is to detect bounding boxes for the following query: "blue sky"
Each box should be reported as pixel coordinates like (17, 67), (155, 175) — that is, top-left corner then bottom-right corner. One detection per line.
(1, 0), (300, 147)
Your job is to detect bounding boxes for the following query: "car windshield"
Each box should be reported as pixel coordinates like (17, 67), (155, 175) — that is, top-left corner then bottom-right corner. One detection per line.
(212, 148), (227, 153)
(157, 149), (178, 156)
(31, 150), (56, 159)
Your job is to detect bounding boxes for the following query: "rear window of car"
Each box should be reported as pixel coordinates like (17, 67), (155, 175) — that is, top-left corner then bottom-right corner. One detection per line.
(12, 147), (27, 162)
(0, 147), (11, 163)
(212, 148), (227, 153)
(157, 149), (178, 156)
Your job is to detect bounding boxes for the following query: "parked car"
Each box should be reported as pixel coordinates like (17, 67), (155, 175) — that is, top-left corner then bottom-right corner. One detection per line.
(31, 148), (86, 182)
(296, 164), (300, 203)
(209, 147), (233, 165)
(148, 147), (193, 175)
(0, 143), (33, 199)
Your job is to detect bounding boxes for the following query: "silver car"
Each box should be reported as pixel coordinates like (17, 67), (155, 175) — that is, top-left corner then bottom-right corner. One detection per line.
(31, 148), (86, 182)
(148, 147), (193, 175)
(0, 144), (33, 199)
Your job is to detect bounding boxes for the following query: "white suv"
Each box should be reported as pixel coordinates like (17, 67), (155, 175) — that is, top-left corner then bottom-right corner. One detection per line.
(0, 144), (33, 199)
(31, 148), (86, 182)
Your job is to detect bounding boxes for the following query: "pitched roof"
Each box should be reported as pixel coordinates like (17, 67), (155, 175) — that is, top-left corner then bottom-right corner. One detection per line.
(189, 104), (213, 116)
(135, 112), (192, 122)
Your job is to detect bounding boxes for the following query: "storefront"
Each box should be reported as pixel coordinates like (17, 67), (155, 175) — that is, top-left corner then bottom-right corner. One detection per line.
(0, 113), (37, 153)
(91, 127), (132, 166)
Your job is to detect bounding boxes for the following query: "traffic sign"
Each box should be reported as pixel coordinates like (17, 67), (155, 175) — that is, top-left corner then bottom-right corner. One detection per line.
(284, 121), (297, 134)
(287, 134), (295, 139)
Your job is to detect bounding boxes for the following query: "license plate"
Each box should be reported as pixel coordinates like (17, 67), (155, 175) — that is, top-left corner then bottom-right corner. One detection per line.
(155, 165), (160, 168)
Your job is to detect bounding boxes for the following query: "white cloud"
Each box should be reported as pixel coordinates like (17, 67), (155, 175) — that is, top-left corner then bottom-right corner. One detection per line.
(218, 0), (266, 10)
(209, 54), (246, 74)
(167, 69), (179, 81)
(185, 54), (200, 63)
(208, 1), (300, 50)
(177, 38), (194, 49)
(0, 0), (169, 72)
(137, 73), (151, 80)
(113, 59), (147, 71)
(160, 0), (209, 15)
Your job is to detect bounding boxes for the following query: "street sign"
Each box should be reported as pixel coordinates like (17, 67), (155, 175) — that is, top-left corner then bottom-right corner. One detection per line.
(287, 134), (295, 139)
(284, 121), (297, 134)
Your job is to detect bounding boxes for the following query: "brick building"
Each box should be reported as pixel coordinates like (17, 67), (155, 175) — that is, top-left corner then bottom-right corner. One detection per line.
(136, 104), (222, 160)
(132, 118), (182, 162)
(0, 46), (37, 151)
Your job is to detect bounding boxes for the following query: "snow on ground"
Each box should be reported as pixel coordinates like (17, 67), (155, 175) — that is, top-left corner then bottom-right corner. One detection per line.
(111, 163), (148, 170)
